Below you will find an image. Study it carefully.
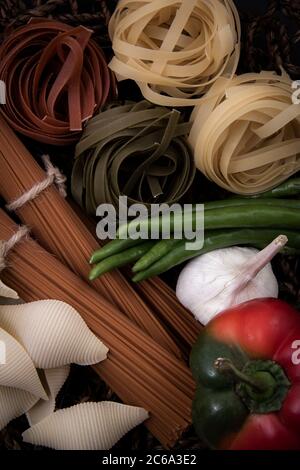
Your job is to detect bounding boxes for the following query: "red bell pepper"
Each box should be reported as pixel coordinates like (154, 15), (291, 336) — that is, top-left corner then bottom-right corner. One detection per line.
(190, 298), (300, 450)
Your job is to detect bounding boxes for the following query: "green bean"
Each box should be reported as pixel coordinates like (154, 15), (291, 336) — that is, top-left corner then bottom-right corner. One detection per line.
(204, 198), (300, 210)
(132, 229), (300, 282)
(244, 178), (300, 199)
(121, 205), (300, 239)
(132, 239), (182, 273)
(89, 241), (156, 280)
(90, 238), (146, 264)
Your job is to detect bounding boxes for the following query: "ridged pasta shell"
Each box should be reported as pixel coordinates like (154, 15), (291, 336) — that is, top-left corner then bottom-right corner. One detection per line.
(0, 280), (18, 300)
(27, 366), (70, 426)
(22, 402), (149, 450)
(0, 300), (109, 368)
(0, 386), (38, 431)
(0, 327), (47, 399)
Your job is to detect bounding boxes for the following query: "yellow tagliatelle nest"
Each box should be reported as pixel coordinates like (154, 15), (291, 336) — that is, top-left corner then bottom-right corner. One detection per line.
(108, 0), (241, 107)
(189, 71), (300, 195)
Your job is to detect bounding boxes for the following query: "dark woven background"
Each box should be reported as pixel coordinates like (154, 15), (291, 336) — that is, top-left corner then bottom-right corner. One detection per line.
(0, 0), (299, 452)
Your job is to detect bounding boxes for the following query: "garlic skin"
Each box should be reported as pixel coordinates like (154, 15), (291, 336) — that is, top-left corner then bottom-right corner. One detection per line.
(176, 245), (280, 326)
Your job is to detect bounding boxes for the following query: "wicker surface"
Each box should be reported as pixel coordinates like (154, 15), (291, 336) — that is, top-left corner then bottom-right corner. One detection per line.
(0, 0), (299, 452)
(237, 0), (300, 78)
(0, 0), (118, 45)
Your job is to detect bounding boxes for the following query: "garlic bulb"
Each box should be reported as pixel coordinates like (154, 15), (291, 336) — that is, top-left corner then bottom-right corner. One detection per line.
(176, 235), (287, 325)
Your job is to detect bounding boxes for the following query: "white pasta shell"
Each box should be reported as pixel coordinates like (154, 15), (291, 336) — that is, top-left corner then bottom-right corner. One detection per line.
(27, 366), (70, 426)
(0, 386), (38, 431)
(0, 327), (47, 399)
(22, 402), (149, 450)
(0, 280), (18, 300)
(0, 300), (109, 368)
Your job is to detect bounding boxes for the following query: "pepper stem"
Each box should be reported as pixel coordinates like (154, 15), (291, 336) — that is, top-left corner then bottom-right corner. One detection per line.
(238, 235), (288, 289)
(214, 358), (267, 392)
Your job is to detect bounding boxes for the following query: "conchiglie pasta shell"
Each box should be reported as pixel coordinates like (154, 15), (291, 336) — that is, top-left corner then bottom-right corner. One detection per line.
(0, 327), (47, 399)
(0, 300), (109, 368)
(27, 366), (70, 426)
(22, 402), (149, 450)
(0, 386), (38, 431)
(0, 280), (18, 300)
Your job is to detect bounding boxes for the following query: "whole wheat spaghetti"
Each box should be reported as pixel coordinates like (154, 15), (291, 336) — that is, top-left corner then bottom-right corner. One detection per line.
(136, 276), (202, 352)
(0, 115), (181, 358)
(0, 210), (195, 448)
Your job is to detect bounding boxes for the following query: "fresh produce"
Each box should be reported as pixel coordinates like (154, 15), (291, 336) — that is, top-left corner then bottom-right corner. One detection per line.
(234, 178), (300, 199)
(89, 241), (156, 281)
(132, 229), (300, 282)
(176, 236), (285, 325)
(118, 203), (300, 239)
(90, 238), (146, 265)
(190, 298), (300, 450)
(133, 239), (182, 274)
(90, 195), (300, 281)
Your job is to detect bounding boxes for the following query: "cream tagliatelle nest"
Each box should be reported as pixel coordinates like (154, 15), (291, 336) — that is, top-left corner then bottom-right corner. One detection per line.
(109, 0), (241, 106)
(189, 71), (300, 195)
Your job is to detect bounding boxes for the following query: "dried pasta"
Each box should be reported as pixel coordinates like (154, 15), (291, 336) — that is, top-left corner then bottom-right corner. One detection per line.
(109, 0), (240, 106)
(189, 71), (300, 195)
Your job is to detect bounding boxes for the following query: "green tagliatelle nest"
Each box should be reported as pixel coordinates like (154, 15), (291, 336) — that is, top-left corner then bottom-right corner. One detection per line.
(71, 101), (195, 213)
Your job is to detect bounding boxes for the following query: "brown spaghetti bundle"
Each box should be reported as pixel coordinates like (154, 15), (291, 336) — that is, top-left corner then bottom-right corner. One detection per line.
(136, 277), (202, 352)
(0, 209), (195, 448)
(0, 115), (182, 358)
(0, 118), (202, 357)
(0, 19), (115, 145)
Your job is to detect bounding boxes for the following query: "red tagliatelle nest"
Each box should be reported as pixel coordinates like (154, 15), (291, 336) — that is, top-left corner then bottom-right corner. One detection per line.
(0, 19), (116, 145)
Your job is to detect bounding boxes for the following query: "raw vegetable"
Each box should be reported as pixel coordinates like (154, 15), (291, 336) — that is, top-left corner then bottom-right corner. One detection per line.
(132, 239), (182, 274)
(132, 229), (300, 282)
(89, 241), (156, 281)
(176, 236), (286, 325)
(238, 177), (300, 199)
(190, 298), (300, 450)
(90, 238), (146, 265)
(118, 205), (300, 239)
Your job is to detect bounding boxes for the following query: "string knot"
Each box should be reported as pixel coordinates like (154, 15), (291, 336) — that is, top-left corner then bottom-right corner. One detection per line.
(6, 155), (67, 212)
(0, 226), (29, 273)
